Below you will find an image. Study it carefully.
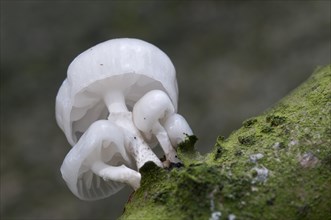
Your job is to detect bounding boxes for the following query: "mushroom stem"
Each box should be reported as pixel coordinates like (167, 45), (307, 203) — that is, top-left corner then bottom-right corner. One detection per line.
(91, 161), (141, 190)
(132, 90), (182, 165)
(104, 90), (129, 113)
(103, 91), (163, 169)
(153, 121), (181, 164)
(128, 131), (164, 169)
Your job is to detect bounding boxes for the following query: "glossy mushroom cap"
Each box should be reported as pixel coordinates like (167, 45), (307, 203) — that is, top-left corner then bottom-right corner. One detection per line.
(56, 38), (178, 145)
(164, 113), (193, 146)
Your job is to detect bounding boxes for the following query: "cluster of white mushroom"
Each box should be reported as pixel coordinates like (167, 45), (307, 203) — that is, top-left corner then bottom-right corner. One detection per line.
(55, 38), (193, 201)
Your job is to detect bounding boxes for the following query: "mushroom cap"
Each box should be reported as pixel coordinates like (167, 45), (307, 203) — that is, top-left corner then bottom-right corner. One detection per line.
(60, 120), (135, 201)
(163, 113), (193, 146)
(56, 38), (178, 145)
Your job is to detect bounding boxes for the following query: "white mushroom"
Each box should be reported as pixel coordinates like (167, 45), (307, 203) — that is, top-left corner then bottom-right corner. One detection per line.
(55, 38), (179, 168)
(56, 38), (195, 200)
(60, 120), (140, 201)
(163, 113), (193, 146)
(133, 90), (193, 164)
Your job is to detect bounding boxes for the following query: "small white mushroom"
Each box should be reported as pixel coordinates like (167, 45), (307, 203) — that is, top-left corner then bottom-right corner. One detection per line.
(163, 113), (193, 146)
(133, 90), (193, 164)
(61, 120), (140, 200)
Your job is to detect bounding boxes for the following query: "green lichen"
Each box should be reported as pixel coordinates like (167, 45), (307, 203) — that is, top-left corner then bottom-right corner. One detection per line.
(121, 65), (331, 220)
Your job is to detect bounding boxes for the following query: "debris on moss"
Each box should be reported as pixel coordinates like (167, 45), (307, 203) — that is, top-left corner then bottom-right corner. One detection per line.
(249, 153), (264, 163)
(121, 65), (331, 220)
(299, 151), (319, 168)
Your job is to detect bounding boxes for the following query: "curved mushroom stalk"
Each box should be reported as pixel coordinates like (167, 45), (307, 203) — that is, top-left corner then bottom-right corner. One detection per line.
(104, 90), (163, 169)
(61, 120), (141, 201)
(133, 90), (189, 165)
(91, 163), (141, 190)
(163, 113), (193, 146)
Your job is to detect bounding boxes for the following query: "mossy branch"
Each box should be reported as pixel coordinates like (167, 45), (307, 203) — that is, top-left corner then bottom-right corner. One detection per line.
(121, 65), (331, 220)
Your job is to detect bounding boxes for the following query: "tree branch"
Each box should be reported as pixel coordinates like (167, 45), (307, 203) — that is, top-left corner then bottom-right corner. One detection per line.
(121, 65), (331, 220)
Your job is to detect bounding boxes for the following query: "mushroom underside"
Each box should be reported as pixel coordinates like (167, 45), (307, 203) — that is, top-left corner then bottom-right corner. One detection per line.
(70, 74), (170, 143)
(62, 150), (130, 200)
(61, 120), (137, 200)
(78, 152), (133, 200)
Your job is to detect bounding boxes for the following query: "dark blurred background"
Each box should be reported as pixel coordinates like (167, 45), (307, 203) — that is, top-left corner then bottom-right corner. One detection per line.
(1, 1), (330, 219)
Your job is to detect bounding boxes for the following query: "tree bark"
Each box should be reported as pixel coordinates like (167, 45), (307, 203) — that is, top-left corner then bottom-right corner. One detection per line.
(121, 65), (331, 220)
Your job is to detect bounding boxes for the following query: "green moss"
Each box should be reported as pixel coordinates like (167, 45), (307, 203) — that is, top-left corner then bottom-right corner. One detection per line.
(238, 135), (256, 146)
(123, 162), (224, 220)
(177, 135), (198, 153)
(122, 65), (331, 220)
(206, 65), (331, 219)
(173, 164), (223, 219)
(243, 118), (258, 128)
(261, 125), (273, 133)
(266, 115), (287, 127)
(213, 145), (225, 160)
(321, 153), (331, 170)
(177, 135), (201, 166)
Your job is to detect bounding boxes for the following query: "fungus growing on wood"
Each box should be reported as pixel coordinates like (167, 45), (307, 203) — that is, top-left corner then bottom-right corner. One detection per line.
(56, 38), (194, 200)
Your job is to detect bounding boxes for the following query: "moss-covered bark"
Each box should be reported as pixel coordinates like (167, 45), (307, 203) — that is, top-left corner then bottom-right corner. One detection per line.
(121, 65), (331, 220)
